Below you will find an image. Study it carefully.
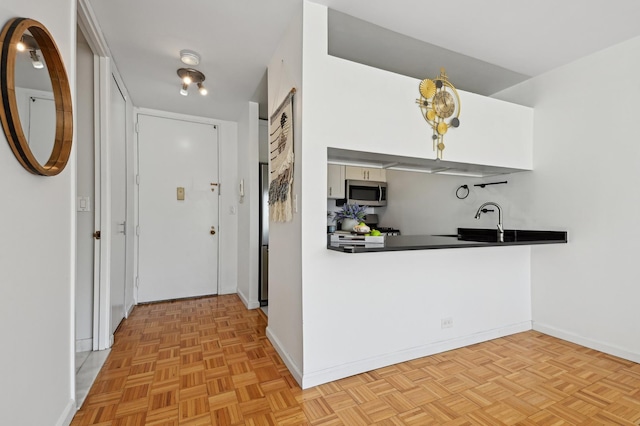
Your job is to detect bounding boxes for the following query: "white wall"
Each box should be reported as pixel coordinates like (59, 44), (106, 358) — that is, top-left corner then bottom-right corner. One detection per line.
(75, 27), (95, 348)
(236, 102), (260, 308)
(218, 120), (239, 295)
(258, 119), (268, 163)
(381, 170), (542, 235)
(299, 2), (533, 388)
(0, 1), (77, 425)
(494, 35), (640, 362)
(120, 75), (136, 316)
(266, 4), (304, 382)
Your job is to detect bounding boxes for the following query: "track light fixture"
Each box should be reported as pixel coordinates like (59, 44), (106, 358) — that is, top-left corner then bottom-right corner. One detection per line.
(177, 68), (207, 97)
(16, 33), (44, 69)
(29, 50), (44, 69)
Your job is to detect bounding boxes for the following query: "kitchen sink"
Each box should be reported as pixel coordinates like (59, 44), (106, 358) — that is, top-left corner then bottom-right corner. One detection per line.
(455, 228), (567, 243)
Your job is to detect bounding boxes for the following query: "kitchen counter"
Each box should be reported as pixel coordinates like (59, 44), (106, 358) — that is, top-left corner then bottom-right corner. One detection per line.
(328, 228), (567, 253)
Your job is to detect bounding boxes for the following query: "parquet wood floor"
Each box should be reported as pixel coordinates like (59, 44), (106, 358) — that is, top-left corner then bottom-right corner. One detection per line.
(71, 295), (640, 425)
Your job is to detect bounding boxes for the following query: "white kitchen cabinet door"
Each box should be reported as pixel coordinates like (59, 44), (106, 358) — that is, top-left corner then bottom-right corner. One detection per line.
(345, 166), (386, 181)
(367, 168), (386, 182)
(327, 164), (345, 199)
(345, 166), (364, 180)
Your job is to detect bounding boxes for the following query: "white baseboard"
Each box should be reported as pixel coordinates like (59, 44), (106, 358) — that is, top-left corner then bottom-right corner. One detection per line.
(266, 326), (303, 386)
(125, 302), (135, 318)
(75, 338), (93, 353)
(56, 398), (76, 426)
(237, 289), (260, 310)
(533, 322), (640, 364)
(301, 321), (532, 389)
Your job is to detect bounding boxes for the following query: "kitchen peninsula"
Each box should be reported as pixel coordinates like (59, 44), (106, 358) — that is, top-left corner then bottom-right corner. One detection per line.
(266, 3), (574, 391)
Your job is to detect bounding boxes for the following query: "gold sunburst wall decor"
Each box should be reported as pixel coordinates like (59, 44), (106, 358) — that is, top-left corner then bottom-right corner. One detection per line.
(416, 68), (461, 159)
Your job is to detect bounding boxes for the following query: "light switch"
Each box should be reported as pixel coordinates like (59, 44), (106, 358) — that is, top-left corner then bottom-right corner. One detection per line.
(77, 196), (91, 212)
(177, 187), (185, 200)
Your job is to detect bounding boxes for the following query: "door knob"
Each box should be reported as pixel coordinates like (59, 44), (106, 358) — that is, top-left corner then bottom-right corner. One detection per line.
(210, 226), (216, 235)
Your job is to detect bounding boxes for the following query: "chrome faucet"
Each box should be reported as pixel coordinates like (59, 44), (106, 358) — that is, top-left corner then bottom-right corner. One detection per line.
(475, 202), (504, 242)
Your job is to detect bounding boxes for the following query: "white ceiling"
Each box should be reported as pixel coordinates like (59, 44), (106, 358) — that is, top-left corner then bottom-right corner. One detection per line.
(88, 0), (640, 121)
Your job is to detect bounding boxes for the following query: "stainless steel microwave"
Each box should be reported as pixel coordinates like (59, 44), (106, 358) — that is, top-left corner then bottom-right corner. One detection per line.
(346, 180), (387, 206)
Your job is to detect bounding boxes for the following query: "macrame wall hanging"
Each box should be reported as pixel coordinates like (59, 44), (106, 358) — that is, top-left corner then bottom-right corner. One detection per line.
(268, 87), (296, 222)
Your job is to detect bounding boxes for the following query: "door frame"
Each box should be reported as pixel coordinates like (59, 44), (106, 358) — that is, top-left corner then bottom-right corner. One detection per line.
(78, 0), (135, 350)
(134, 108), (222, 300)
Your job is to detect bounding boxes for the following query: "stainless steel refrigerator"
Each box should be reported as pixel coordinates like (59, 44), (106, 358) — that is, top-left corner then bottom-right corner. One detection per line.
(259, 163), (269, 306)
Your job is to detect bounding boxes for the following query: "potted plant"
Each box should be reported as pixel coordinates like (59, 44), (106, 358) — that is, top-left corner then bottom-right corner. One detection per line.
(334, 203), (368, 231)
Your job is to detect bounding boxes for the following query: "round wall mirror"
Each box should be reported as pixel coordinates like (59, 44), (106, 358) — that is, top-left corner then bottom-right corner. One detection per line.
(0, 17), (73, 176)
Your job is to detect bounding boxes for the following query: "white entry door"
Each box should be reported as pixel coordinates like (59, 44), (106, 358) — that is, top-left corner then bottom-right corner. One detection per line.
(109, 76), (127, 335)
(137, 114), (219, 302)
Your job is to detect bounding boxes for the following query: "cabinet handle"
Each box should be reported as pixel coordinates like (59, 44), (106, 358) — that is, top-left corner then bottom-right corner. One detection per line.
(329, 187), (332, 196)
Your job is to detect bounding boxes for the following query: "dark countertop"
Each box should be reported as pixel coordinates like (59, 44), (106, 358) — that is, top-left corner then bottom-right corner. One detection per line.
(327, 228), (567, 253)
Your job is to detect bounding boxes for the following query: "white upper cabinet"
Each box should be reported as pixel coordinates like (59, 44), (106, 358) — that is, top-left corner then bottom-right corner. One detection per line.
(345, 166), (386, 182)
(327, 164), (345, 199)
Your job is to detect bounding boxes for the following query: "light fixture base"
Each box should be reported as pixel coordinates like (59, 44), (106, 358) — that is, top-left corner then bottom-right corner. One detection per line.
(177, 68), (207, 96)
(180, 49), (200, 66)
(177, 68), (205, 84)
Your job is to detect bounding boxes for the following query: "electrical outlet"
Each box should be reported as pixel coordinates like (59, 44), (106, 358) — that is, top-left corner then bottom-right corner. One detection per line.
(441, 317), (453, 329)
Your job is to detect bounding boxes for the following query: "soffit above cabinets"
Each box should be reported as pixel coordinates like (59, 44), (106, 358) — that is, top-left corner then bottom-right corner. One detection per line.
(328, 10), (530, 97)
(327, 148), (528, 178)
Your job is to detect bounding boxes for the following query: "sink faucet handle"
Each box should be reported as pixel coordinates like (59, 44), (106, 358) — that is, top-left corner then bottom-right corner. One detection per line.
(481, 208), (494, 213)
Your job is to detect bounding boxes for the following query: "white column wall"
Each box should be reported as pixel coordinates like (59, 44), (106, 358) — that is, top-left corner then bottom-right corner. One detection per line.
(0, 1), (77, 425)
(494, 35), (640, 362)
(266, 5), (304, 382)
(75, 28), (95, 347)
(237, 101), (260, 308)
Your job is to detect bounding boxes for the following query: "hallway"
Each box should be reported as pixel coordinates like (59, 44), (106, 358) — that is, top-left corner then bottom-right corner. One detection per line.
(71, 295), (640, 425)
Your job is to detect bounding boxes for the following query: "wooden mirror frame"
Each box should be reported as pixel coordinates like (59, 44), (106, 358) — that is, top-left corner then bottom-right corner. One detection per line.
(0, 17), (72, 176)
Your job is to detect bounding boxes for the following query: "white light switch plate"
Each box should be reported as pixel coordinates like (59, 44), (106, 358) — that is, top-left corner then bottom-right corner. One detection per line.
(77, 196), (91, 212)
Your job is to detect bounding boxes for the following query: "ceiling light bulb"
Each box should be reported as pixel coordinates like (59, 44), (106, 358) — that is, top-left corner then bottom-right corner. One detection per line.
(182, 75), (192, 85)
(16, 41), (26, 52)
(180, 83), (189, 96)
(197, 83), (207, 96)
(29, 50), (44, 69)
